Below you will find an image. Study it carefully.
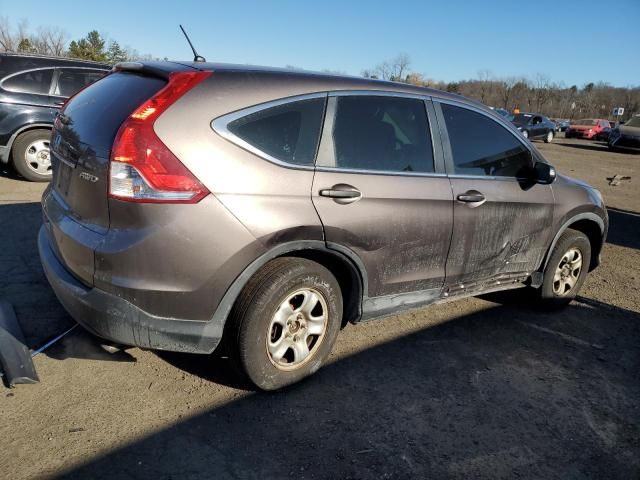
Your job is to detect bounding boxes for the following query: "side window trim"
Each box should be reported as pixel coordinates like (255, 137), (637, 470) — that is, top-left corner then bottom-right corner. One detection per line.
(424, 99), (446, 175)
(433, 98), (535, 180)
(211, 92), (327, 170)
(316, 91), (446, 177)
(51, 68), (62, 96)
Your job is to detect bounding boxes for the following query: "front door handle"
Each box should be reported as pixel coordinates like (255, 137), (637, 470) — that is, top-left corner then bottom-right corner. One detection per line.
(457, 190), (486, 207)
(319, 184), (362, 204)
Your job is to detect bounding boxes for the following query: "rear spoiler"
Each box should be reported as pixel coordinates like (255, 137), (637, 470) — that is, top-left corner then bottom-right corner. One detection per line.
(112, 61), (202, 80)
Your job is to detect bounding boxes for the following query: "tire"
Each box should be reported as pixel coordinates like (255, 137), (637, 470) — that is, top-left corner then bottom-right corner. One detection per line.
(11, 129), (53, 182)
(544, 131), (554, 143)
(522, 130), (529, 139)
(538, 228), (591, 309)
(229, 257), (343, 390)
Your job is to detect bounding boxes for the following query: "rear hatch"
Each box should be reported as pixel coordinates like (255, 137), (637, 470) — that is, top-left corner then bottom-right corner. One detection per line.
(50, 70), (168, 232)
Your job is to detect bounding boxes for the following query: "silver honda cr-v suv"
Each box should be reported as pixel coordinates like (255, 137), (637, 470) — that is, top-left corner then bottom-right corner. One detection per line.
(39, 61), (607, 390)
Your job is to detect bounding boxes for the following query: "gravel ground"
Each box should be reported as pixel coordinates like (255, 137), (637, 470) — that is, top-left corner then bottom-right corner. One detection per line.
(0, 136), (638, 479)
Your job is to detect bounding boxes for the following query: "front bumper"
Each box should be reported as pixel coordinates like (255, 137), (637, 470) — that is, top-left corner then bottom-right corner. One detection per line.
(38, 226), (223, 354)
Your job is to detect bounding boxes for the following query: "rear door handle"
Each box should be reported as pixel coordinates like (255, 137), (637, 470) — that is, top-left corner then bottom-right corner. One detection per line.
(319, 184), (362, 204)
(457, 190), (486, 206)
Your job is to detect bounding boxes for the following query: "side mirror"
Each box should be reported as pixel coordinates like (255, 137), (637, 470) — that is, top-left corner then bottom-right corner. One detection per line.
(534, 161), (556, 184)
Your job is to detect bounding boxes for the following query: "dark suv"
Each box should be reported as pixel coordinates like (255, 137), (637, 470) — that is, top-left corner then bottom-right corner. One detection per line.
(39, 62), (608, 390)
(0, 53), (109, 181)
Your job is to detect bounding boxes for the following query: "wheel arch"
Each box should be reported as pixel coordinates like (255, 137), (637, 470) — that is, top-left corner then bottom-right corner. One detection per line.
(212, 241), (366, 352)
(287, 245), (365, 327)
(542, 213), (605, 272)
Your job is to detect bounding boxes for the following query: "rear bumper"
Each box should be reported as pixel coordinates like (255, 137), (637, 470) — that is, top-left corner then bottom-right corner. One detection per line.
(567, 132), (594, 139)
(38, 225), (223, 354)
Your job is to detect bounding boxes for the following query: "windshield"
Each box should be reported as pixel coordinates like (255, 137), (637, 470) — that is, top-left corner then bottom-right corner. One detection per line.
(624, 116), (640, 128)
(512, 114), (532, 126)
(571, 119), (597, 126)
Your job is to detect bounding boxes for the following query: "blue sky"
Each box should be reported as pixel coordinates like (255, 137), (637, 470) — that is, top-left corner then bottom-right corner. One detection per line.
(3, 0), (639, 87)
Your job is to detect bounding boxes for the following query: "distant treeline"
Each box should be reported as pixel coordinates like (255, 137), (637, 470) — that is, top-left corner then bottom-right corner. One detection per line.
(364, 55), (639, 121)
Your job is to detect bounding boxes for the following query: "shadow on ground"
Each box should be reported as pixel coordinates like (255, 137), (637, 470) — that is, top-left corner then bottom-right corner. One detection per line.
(606, 207), (640, 250)
(62, 295), (640, 479)
(555, 141), (610, 153)
(0, 202), (73, 349)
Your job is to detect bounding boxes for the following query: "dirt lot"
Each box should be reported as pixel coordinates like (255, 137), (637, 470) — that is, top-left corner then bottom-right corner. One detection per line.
(1, 137), (639, 479)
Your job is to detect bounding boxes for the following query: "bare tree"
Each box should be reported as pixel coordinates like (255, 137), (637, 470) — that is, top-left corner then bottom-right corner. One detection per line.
(374, 60), (392, 80)
(476, 69), (493, 104)
(36, 26), (68, 56)
(0, 16), (17, 51)
(532, 73), (552, 111)
(391, 53), (411, 81)
(370, 53), (411, 81)
(496, 76), (523, 110)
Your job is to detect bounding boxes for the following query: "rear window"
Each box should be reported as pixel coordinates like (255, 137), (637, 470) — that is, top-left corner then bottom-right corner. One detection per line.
(2, 68), (53, 95)
(226, 97), (325, 166)
(59, 72), (165, 157)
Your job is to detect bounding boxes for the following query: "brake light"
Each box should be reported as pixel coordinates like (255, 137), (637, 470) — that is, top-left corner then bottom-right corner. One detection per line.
(109, 71), (211, 203)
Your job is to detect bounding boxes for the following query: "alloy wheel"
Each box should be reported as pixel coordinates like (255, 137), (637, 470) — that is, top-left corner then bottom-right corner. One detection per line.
(266, 288), (328, 370)
(24, 139), (52, 176)
(552, 247), (583, 296)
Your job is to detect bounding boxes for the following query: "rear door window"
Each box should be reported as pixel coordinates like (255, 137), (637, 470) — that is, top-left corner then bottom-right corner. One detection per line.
(441, 103), (531, 178)
(54, 68), (106, 97)
(225, 97), (326, 166)
(320, 95), (434, 173)
(2, 68), (54, 95)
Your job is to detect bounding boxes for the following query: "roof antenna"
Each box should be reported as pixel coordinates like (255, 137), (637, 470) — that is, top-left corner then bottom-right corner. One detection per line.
(179, 25), (206, 63)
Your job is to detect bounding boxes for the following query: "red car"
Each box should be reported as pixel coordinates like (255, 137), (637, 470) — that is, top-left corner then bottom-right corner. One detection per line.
(565, 119), (610, 139)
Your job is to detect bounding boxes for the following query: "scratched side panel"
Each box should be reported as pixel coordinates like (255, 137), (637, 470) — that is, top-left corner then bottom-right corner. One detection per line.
(445, 177), (554, 288)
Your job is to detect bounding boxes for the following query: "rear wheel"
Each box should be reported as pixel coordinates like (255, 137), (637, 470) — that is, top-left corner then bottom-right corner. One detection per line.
(229, 257), (343, 390)
(538, 229), (591, 309)
(11, 129), (52, 182)
(544, 131), (554, 143)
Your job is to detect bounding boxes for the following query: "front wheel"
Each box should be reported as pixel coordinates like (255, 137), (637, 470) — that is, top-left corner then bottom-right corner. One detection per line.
(11, 129), (53, 182)
(229, 257), (343, 390)
(538, 229), (591, 309)
(544, 131), (554, 143)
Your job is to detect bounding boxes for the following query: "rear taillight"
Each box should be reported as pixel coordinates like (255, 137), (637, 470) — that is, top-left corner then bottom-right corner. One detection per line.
(109, 71), (211, 203)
